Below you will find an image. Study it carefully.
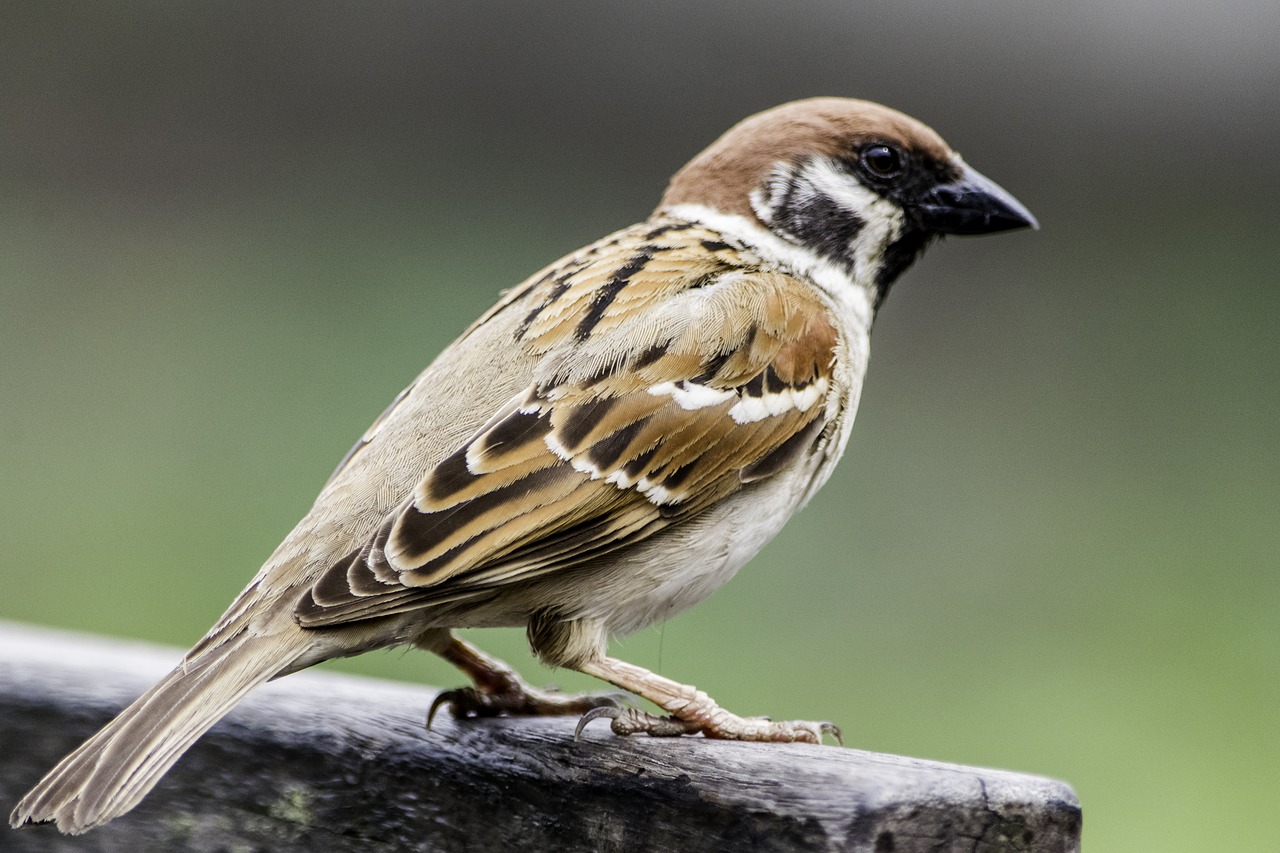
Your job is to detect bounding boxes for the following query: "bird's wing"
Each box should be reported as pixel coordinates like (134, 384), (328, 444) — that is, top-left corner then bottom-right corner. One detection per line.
(296, 222), (842, 627)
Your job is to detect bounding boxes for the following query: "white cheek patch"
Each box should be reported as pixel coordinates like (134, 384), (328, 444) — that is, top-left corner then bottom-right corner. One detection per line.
(798, 157), (906, 277)
(750, 158), (909, 288)
(751, 164), (797, 226)
(849, 207), (905, 279)
(800, 158), (884, 216)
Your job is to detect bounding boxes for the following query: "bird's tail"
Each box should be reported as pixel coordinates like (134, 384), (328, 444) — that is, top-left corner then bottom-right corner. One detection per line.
(10, 631), (305, 834)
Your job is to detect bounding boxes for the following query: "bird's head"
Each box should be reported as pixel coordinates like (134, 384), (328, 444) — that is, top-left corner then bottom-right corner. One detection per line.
(659, 97), (1037, 305)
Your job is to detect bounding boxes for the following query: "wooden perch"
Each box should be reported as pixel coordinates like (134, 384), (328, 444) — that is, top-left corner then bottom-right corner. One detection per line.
(0, 622), (1080, 852)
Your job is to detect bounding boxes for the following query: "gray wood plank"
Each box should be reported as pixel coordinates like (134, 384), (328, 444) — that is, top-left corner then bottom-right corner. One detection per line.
(0, 621), (1081, 852)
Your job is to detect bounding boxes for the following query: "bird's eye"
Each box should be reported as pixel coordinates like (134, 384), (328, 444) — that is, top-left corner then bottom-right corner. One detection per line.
(860, 144), (905, 179)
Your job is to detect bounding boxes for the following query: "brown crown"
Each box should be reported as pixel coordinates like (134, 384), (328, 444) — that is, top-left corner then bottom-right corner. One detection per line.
(658, 97), (955, 222)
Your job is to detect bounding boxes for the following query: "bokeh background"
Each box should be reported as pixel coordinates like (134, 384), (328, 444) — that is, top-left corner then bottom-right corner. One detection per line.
(3, 3), (1277, 850)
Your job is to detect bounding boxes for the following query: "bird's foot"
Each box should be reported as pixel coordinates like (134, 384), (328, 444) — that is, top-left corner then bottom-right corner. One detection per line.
(574, 704), (842, 745)
(425, 633), (623, 729)
(427, 681), (622, 729)
(574, 655), (842, 745)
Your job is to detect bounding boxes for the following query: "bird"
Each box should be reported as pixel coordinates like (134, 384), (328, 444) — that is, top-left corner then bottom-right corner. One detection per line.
(12, 96), (1036, 834)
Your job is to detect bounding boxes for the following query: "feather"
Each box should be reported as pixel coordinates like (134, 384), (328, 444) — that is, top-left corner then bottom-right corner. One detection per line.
(296, 221), (840, 628)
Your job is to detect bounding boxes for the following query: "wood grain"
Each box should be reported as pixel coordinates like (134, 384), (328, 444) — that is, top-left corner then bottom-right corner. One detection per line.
(0, 622), (1081, 852)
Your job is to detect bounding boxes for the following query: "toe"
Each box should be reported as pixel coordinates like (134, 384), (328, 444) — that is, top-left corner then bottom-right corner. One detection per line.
(426, 687), (498, 730)
(573, 705), (622, 741)
(574, 706), (704, 740)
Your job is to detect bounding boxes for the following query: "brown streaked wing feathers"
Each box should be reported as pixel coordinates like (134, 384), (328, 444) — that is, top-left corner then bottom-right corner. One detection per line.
(295, 222), (839, 628)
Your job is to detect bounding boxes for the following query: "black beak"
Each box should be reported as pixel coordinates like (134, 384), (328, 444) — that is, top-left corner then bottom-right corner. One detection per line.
(914, 165), (1038, 235)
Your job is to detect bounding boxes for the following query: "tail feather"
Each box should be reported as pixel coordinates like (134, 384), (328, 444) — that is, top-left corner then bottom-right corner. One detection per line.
(10, 633), (305, 834)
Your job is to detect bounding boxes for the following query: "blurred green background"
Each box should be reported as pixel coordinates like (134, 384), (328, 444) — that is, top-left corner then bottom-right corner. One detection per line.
(2, 3), (1277, 850)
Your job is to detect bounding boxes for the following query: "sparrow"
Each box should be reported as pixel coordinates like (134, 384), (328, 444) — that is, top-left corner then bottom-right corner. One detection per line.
(12, 97), (1036, 834)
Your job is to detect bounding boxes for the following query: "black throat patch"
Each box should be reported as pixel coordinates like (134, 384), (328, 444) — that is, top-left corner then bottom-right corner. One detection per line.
(873, 229), (935, 310)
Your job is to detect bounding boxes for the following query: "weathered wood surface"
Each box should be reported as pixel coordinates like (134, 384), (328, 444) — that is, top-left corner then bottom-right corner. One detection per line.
(0, 622), (1080, 852)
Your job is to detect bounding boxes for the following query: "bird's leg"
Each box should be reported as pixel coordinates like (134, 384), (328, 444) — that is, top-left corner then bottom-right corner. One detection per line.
(574, 656), (842, 745)
(420, 633), (619, 728)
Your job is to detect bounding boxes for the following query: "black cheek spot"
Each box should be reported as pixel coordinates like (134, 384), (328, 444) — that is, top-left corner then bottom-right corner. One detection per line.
(776, 192), (865, 263)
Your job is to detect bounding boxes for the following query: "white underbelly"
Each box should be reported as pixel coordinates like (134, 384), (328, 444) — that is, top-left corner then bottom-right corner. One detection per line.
(586, 364), (865, 636)
(586, 461), (818, 636)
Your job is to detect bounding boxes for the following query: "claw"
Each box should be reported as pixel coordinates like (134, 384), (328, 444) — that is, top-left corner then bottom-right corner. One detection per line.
(426, 688), (489, 730)
(575, 706), (702, 740)
(822, 722), (844, 746)
(428, 684), (622, 734)
(426, 692), (450, 732)
(573, 705), (621, 741)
